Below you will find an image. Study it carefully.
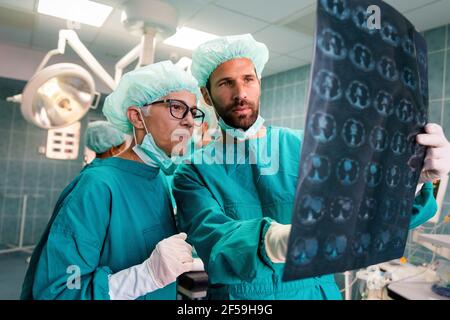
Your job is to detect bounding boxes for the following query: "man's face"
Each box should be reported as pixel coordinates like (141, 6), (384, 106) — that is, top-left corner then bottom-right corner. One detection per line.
(205, 58), (261, 130)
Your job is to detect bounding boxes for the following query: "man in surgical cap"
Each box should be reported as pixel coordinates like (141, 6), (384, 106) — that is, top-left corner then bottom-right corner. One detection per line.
(85, 120), (127, 159)
(22, 61), (204, 300)
(172, 34), (450, 299)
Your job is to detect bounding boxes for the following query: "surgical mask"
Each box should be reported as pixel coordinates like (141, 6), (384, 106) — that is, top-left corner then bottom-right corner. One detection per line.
(132, 109), (178, 175)
(218, 114), (265, 141)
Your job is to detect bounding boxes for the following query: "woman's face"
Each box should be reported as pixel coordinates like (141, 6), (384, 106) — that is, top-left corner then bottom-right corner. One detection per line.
(142, 90), (197, 156)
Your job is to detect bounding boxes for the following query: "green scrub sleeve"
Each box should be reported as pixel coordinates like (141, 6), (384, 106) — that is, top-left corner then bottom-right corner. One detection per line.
(173, 167), (273, 285)
(32, 178), (113, 300)
(409, 182), (438, 229)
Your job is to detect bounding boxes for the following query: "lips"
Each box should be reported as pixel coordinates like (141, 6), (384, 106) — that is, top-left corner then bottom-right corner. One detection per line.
(232, 106), (250, 114)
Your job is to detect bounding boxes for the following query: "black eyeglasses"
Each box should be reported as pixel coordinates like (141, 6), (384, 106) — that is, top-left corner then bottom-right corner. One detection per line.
(144, 99), (205, 126)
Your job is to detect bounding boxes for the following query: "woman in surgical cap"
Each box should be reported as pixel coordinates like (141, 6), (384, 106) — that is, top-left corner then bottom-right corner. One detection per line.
(84, 120), (127, 159)
(21, 61), (204, 300)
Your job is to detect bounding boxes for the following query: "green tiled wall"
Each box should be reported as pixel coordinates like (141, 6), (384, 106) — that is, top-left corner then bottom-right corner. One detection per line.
(0, 77), (107, 247)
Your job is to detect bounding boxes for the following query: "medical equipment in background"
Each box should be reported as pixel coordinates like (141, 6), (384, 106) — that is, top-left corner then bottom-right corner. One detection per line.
(6, 0), (179, 130)
(347, 176), (450, 299)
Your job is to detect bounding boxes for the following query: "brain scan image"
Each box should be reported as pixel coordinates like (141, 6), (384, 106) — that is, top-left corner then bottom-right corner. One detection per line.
(373, 90), (394, 116)
(346, 81), (371, 109)
(331, 197), (354, 223)
(386, 165), (401, 188)
(396, 98), (415, 123)
(349, 43), (375, 72)
(314, 69), (343, 101)
(324, 234), (348, 261)
(320, 0), (350, 21)
(380, 198), (398, 221)
(304, 154), (331, 184)
(337, 158), (360, 186)
(289, 236), (319, 266)
(318, 28), (347, 60)
(342, 119), (365, 148)
(402, 67), (417, 91)
(370, 126), (389, 152)
(286, 0), (429, 282)
(381, 23), (400, 47)
(309, 112), (337, 143)
(353, 233), (371, 256)
(364, 162), (383, 187)
(402, 35), (415, 57)
(352, 6), (377, 34)
(374, 230), (391, 253)
(377, 56), (399, 81)
(298, 195), (327, 226)
(391, 131), (407, 155)
(358, 198), (377, 221)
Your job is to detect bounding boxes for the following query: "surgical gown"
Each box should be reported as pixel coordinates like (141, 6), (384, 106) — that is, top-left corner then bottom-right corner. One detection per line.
(21, 157), (177, 300)
(172, 126), (437, 300)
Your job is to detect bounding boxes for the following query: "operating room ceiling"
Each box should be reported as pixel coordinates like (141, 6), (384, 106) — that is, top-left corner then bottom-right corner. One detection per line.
(0, 0), (449, 77)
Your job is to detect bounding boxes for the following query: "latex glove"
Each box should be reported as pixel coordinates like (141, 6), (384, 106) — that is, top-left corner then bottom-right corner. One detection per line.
(108, 233), (193, 300)
(146, 232), (194, 288)
(192, 257), (205, 271)
(416, 123), (450, 183)
(264, 222), (292, 263)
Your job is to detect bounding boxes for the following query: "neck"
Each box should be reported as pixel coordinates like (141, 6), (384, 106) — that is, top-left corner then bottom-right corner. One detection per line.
(117, 142), (144, 163)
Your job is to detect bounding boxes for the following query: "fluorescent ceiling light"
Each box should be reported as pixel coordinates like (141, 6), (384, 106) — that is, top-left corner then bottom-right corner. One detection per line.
(164, 27), (219, 51)
(38, 0), (113, 27)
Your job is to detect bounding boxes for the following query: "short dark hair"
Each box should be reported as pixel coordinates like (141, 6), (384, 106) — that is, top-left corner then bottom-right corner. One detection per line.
(206, 78), (211, 93)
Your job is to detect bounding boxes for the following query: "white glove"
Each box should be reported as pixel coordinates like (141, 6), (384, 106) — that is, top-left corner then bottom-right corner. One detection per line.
(146, 232), (194, 288)
(264, 222), (292, 263)
(192, 257), (205, 271)
(417, 123), (450, 183)
(108, 233), (193, 300)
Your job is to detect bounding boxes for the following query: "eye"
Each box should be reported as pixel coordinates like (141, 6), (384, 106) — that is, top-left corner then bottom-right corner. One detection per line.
(244, 76), (255, 83)
(219, 80), (232, 87)
(171, 101), (185, 110)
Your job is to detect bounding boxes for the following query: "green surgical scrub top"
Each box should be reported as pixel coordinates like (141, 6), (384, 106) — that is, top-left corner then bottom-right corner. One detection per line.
(21, 157), (177, 300)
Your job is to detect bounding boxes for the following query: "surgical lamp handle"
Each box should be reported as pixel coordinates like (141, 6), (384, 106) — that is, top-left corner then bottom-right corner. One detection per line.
(35, 49), (62, 75)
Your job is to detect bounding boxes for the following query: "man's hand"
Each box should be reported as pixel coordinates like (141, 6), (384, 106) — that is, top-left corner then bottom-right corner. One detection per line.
(416, 123), (450, 183)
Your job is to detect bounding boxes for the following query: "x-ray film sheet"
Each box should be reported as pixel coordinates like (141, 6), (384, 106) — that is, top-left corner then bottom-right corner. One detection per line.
(284, 0), (429, 281)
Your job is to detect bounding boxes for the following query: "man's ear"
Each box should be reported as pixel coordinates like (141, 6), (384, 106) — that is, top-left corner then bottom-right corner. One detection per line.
(126, 106), (145, 130)
(201, 87), (212, 106)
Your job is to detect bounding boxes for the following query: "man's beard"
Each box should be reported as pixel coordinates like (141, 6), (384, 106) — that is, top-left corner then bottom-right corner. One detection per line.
(215, 98), (259, 131)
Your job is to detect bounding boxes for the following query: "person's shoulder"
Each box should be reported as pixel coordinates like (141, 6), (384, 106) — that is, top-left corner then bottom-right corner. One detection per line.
(74, 161), (117, 191)
(267, 125), (304, 142)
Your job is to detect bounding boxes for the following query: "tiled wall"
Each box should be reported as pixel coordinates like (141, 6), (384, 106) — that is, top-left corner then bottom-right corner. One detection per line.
(261, 24), (450, 264)
(0, 77), (107, 248)
(261, 65), (311, 131)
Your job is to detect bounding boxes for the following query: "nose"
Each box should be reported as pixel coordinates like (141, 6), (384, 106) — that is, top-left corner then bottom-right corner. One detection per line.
(233, 80), (248, 102)
(180, 110), (194, 129)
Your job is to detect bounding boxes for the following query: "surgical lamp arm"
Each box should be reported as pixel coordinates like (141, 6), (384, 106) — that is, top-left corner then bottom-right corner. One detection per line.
(114, 43), (141, 84)
(57, 29), (116, 91)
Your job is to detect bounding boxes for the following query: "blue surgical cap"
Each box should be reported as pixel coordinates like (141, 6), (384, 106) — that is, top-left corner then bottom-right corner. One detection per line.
(85, 120), (125, 154)
(191, 34), (269, 87)
(103, 60), (201, 134)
